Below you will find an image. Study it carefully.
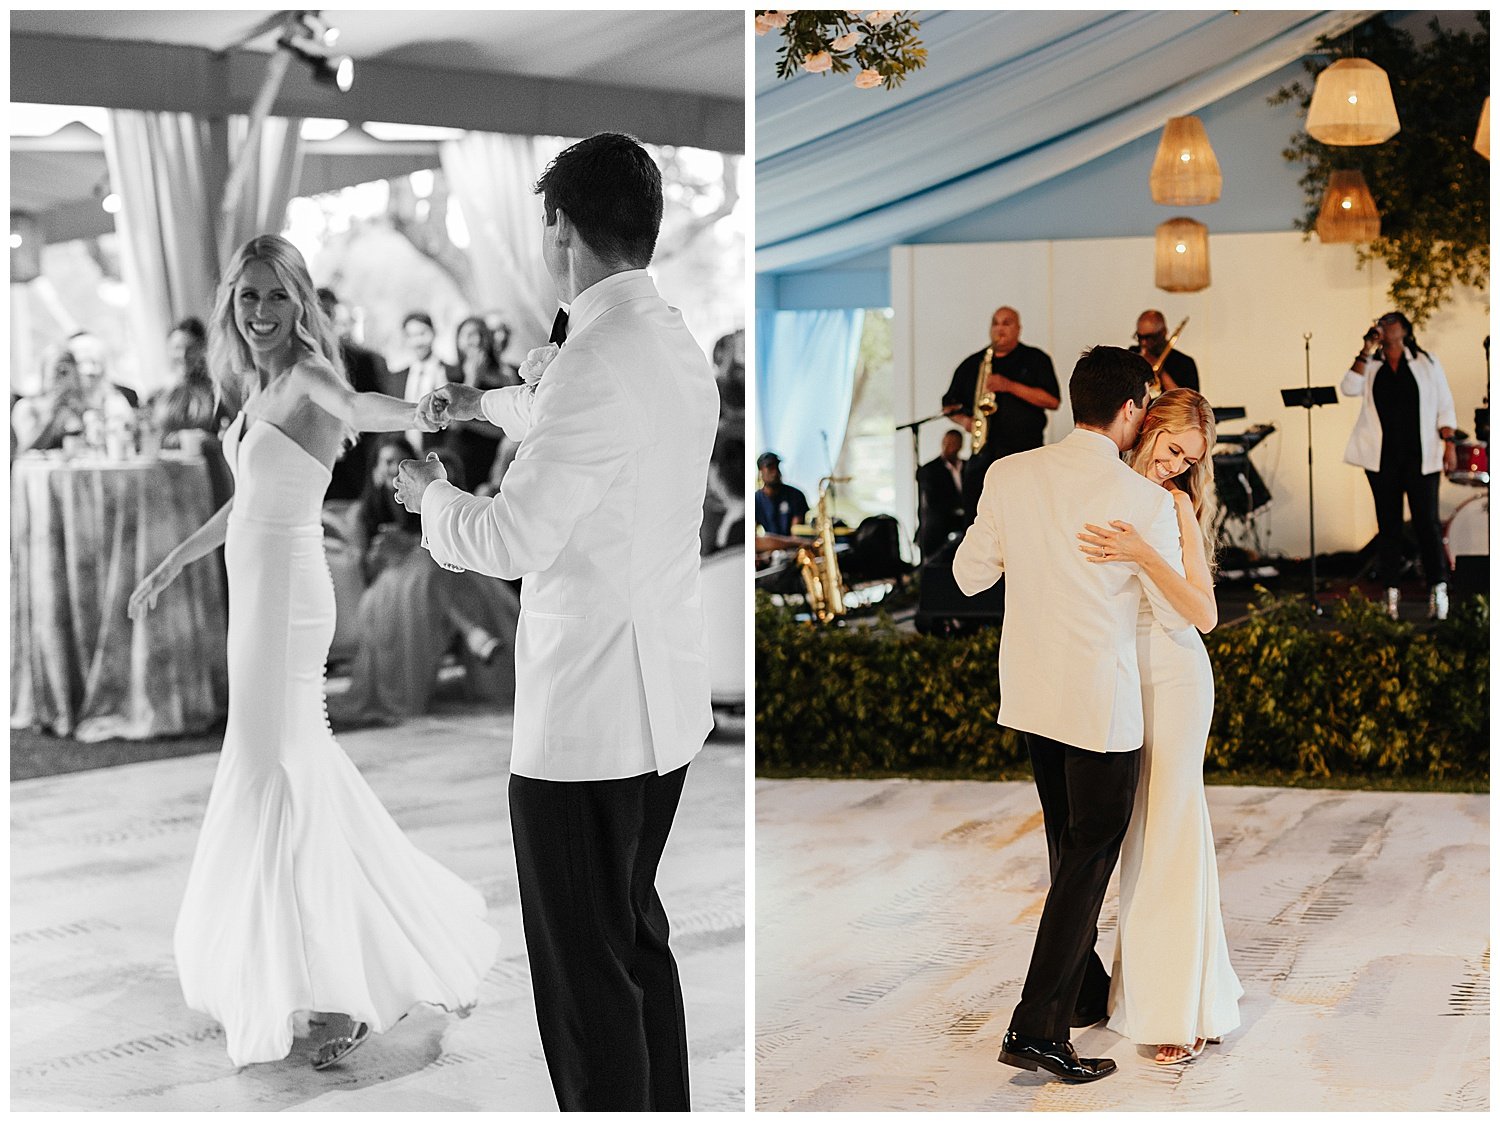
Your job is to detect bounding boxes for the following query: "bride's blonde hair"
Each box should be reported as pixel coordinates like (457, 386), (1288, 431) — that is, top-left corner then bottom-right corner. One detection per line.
(1127, 388), (1217, 571)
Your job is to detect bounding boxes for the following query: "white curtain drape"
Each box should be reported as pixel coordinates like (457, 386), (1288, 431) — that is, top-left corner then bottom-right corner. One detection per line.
(104, 110), (303, 395)
(440, 131), (566, 351)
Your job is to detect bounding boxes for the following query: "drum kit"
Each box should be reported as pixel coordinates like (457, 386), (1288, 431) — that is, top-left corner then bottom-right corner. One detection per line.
(1443, 405), (1488, 574)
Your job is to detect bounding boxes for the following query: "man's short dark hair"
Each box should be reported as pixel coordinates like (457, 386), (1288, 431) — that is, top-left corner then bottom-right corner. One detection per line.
(402, 311), (435, 333)
(534, 132), (664, 266)
(1068, 346), (1152, 427)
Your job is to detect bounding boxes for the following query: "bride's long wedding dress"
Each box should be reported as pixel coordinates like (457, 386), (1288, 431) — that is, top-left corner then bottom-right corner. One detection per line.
(1107, 593), (1242, 1048)
(175, 412), (499, 1067)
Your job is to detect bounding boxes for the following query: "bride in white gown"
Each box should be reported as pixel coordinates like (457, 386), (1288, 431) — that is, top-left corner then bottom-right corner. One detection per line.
(1077, 388), (1242, 1066)
(129, 234), (499, 1069)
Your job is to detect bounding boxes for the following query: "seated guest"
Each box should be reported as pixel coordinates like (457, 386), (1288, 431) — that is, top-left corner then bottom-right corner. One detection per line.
(68, 329), (140, 410)
(451, 315), (520, 497)
(755, 451), (809, 536)
(149, 317), (229, 445)
(12, 346), (88, 454)
(916, 428), (967, 558)
(333, 436), (521, 722)
(317, 286), (391, 502)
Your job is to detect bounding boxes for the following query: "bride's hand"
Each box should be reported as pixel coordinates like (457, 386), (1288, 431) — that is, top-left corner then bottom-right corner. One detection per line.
(1078, 520), (1152, 565)
(128, 555), (184, 619)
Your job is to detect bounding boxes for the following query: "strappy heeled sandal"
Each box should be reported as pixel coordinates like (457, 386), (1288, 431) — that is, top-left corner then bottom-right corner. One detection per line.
(312, 1020), (370, 1070)
(1152, 1038), (1206, 1066)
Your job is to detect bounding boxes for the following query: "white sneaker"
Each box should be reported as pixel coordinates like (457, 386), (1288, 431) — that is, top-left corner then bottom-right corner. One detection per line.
(1385, 587), (1401, 620)
(1429, 583), (1450, 621)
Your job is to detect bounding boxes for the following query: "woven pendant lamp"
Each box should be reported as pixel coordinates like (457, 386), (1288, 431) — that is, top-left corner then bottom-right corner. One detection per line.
(1314, 170), (1380, 243)
(1148, 116), (1223, 205)
(1305, 58), (1400, 146)
(1476, 96), (1490, 160)
(1154, 218), (1210, 293)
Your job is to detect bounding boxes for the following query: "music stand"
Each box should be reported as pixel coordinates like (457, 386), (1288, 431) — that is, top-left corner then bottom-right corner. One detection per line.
(1282, 333), (1339, 613)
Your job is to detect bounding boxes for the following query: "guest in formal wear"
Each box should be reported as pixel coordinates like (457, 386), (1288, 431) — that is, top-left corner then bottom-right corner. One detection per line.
(149, 317), (229, 445)
(941, 306), (1060, 523)
(953, 346), (1187, 1084)
(1341, 311), (1459, 620)
(1132, 309), (1199, 393)
(398, 132), (717, 1112)
(334, 435), (519, 722)
(452, 315), (520, 496)
(391, 311), (458, 451)
(755, 451), (809, 536)
(319, 286), (392, 502)
(916, 428), (967, 558)
(68, 329), (140, 414)
(11, 346), (88, 454)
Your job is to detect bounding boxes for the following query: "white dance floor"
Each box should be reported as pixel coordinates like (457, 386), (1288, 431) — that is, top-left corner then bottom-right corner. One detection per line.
(11, 713), (746, 1112)
(756, 778), (1488, 1112)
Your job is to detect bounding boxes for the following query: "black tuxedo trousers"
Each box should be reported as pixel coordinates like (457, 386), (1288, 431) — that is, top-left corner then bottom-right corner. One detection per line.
(1009, 732), (1140, 1042)
(509, 764), (691, 1112)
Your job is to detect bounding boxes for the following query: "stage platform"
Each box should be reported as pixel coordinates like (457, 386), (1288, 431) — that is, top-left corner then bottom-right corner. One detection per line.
(11, 713), (746, 1112)
(756, 778), (1488, 1112)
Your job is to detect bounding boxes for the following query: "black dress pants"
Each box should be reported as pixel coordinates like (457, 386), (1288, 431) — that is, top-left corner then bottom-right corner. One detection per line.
(1009, 732), (1140, 1043)
(509, 764), (691, 1112)
(1365, 464), (1449, 587)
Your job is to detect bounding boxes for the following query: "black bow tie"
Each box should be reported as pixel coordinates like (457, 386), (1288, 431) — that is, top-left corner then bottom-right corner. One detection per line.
(549, 308), (569, 346)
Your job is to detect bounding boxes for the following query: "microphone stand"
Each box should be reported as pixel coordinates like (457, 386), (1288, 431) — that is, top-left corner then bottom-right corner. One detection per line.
(1304, 333), (1319, 615)
(896, 412), (949, 561)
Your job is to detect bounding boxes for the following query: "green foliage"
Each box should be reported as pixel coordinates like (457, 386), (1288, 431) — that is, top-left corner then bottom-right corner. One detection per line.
(756, 589), (1489, 784)
(1271, 13), (1490, 325)
(757, 10), (928, 88)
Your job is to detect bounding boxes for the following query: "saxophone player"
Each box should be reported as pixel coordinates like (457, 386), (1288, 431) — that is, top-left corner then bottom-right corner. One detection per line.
(941, 306), (1060, 526)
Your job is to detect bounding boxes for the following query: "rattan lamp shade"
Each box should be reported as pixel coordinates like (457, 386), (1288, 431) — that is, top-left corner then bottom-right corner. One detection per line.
(1148, 116), (1223, 205)
(1314, 170), (1380, 243)
(1476, 97), (1490, 160)
(1154, 218), (1210, 293)
(1305, 58), (1400, 146)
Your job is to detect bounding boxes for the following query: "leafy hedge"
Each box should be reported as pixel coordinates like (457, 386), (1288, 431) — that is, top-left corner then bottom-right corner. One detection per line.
(755, 590), (1489, 783)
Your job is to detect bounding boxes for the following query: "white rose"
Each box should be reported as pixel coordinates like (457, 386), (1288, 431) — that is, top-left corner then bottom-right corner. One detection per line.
(867, 9), (897, 25)
(802, 50), (834, 74)
(854, 68), (885, 89)
(754, 14), (774, 35)
(832, 31), (862, 50)
(765, 11), (790, 29)
(520, 343), (561, 387)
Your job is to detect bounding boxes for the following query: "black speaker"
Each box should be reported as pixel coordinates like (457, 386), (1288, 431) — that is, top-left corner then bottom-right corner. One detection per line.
(915, 544), (1004, 634)
(1213, 452), (1272, 517)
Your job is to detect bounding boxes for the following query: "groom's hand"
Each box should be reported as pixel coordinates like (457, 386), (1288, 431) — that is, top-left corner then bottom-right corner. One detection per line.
(394, 451), (448, 515)
(418, 382), (486, 429)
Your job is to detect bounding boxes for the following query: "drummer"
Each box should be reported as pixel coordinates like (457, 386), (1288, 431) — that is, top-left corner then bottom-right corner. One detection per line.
(1340, 310), (1459, 620)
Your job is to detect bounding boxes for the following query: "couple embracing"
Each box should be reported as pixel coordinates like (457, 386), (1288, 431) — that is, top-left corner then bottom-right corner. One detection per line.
(129, 133), (715, 1111)
(954, 346), (1242, 1080)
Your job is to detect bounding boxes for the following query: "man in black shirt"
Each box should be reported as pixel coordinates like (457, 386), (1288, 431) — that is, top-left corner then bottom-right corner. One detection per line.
(754, 452), (810, 536)
(1133, 309), (1199, 393)
(916, 428), (967, 558)
(941, 306), (1060, 523)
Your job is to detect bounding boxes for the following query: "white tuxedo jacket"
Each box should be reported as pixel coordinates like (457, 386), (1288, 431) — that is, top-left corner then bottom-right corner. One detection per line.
(421, 271), (718, 780)
(952, 428), (1189, 753)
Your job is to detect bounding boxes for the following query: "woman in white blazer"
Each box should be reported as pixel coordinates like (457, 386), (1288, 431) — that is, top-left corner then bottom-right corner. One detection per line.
(1340, 311), (1458, 620)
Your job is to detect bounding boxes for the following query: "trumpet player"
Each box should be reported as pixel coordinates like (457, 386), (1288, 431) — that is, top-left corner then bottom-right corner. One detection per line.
(1133, 309), (1200, 392)
(941, 306), (1060, 524)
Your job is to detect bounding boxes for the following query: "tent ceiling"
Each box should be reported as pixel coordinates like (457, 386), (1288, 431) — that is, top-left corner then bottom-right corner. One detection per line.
(11, 9), (745, 154)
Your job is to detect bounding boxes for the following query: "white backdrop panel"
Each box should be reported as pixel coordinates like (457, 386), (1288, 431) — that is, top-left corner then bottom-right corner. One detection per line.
(893, 231), (1490, 558)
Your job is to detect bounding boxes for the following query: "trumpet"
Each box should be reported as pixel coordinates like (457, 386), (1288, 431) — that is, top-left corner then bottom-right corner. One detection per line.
(796, 475), (851, 623)
(971, 346), (998, 455)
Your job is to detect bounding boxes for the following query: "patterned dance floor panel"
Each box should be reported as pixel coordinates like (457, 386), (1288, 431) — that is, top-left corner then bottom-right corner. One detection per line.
(755, 779), (1487, 1112)
(12, 714), (746, 1111)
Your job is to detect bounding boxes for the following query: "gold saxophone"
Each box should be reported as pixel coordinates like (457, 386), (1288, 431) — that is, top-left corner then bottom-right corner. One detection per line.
(971, 346), (998, 455)
(796, 475), (851, 623)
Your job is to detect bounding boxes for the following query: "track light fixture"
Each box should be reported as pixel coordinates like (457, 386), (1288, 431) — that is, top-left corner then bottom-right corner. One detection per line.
(280, 11), (353, 93)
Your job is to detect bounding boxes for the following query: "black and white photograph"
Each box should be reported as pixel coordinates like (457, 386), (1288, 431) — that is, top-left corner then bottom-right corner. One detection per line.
(10, 9), (746, 1112)
(753, 9), (1488, 1113)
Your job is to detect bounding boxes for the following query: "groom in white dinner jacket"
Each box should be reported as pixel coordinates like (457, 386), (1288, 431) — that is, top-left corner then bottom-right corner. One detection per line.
(953, 346), (1189, 1083)
(395, 134), (717, 1111)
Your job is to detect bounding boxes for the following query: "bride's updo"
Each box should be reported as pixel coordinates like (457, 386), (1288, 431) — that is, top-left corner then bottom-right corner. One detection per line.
(1127, 388), (1217, 569)
(207, 234), (346, 414)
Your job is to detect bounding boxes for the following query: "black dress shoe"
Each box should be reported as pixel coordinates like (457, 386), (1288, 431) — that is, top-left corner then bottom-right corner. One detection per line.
(1071, 1003), (1108, 1029)
(998, 1030), (1117, 1083)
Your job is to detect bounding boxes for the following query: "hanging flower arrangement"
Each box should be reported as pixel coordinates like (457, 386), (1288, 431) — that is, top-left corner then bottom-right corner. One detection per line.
(756, 10), (927, 90)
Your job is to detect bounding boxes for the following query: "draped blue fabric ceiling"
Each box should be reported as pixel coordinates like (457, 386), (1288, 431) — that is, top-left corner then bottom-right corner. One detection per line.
(755, 9), (1374, 276)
